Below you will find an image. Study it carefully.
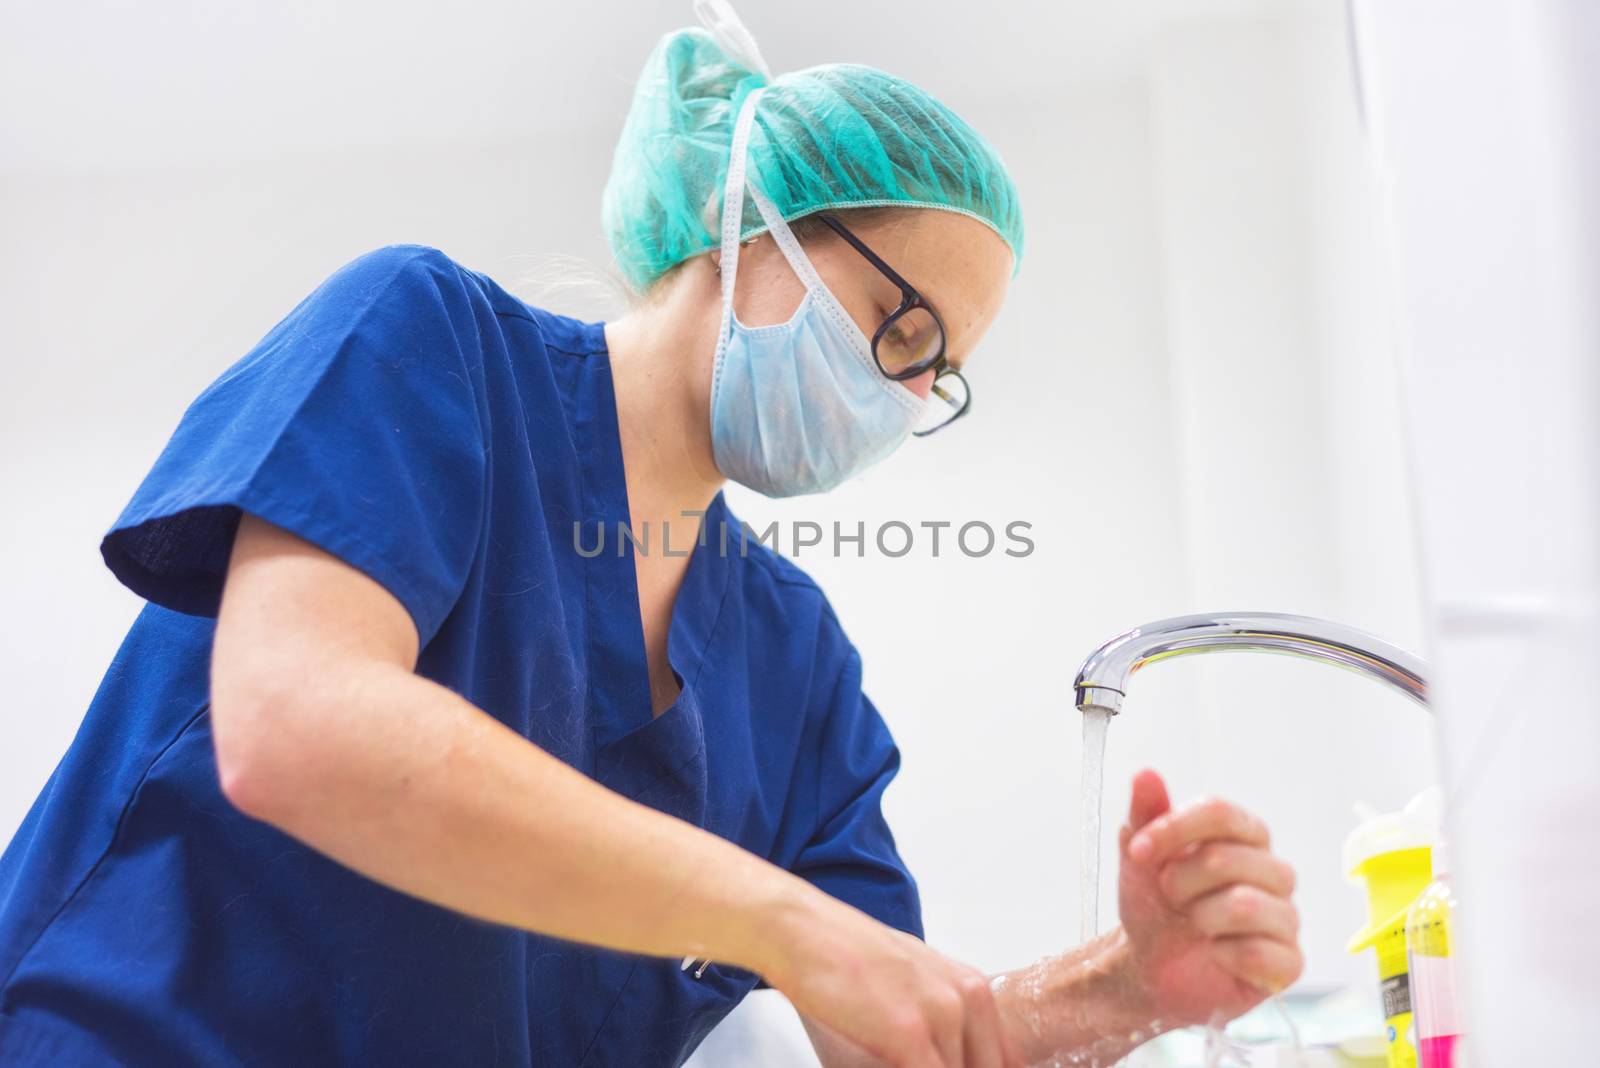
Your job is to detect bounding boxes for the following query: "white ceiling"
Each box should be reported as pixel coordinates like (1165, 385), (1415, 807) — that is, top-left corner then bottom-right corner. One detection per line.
(1, 0), (1275, 175)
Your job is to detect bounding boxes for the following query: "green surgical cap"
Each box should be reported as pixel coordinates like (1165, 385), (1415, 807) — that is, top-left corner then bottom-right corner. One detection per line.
(601, 26), (1025, 293)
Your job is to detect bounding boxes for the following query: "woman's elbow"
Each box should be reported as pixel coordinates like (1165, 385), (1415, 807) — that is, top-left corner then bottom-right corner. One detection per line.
(210, 668), (322, 823)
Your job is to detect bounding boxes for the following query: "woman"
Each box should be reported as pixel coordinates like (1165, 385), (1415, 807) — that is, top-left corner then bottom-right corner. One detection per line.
(0, 6), (1302, 1066)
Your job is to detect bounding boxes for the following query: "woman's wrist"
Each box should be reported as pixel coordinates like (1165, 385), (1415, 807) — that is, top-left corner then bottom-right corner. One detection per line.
(714, 865), (831, 983)
(991, 926), (1165, 1065)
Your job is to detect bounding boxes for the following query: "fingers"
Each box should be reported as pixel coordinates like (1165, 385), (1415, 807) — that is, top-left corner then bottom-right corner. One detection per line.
(1127, 796), (1270, 870)
(848, 930), (1019, 1068)
(1189, 884), (1300, 944)
(1113, 786), (1304, 1022)
(956, 966), (1005, 1068)
(925, 984), (964, 1068)
(901, 1035), (944, 1068)
(906, 965), (972, 1068)
(1210, 935), (1305, 994)
(915, 959), (1021, 1068)
(784, 908), (1014, 1068)
(1158, 841), (1296, 910)
(885, 1006), (946, 1068)
(1119, 769), (1172, 855)
(1127, 769), (1171, 832)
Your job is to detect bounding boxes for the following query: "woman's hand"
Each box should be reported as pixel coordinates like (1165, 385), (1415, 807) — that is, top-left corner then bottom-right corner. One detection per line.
(1115, 769), (1304, 1029)
(764, 891), (1025, 1068)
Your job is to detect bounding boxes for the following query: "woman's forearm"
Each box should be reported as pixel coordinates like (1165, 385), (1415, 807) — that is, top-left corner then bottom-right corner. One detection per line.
(991, 928), (1161, 1067)
(217, 658), (813, 977)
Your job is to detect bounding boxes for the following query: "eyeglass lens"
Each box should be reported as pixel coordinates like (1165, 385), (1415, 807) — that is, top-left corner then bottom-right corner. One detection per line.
(875, 305), (944, 378)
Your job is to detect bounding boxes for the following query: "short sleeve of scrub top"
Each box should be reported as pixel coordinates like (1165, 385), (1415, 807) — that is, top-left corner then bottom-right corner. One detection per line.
(788, 645), (922, 941)
(100, 244), (487, 644)
(0, 243), (925, 1068)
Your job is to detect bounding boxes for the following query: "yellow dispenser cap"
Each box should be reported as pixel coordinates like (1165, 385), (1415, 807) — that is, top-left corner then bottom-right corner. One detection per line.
(1346, 845), (1433, 952)
(1343, 788), (1441, 953)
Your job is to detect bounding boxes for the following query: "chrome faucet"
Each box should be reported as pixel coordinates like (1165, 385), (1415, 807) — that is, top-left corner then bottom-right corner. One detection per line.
(1073, 612), (1429, 715)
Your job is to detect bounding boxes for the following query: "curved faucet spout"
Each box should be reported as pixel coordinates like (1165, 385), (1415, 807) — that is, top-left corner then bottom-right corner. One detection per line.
(1073, 612), (1429, 715)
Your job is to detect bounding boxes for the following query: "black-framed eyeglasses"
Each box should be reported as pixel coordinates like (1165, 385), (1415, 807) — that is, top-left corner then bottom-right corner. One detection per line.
(814, 212), (972, 437)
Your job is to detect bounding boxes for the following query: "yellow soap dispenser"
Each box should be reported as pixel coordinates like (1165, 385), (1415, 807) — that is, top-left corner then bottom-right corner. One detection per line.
(1344, 788), (1442, 1068)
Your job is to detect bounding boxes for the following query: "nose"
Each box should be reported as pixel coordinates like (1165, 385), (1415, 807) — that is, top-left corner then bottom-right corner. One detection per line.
(896, 367), (937, 400)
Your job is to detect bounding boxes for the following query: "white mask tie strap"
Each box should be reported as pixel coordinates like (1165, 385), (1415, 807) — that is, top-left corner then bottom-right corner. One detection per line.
(716, 88), (765, 338)
(745, 182), (828, 294)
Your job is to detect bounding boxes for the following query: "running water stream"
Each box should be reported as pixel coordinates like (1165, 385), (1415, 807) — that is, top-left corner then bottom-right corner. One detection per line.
(1079, 706), (1114, 943)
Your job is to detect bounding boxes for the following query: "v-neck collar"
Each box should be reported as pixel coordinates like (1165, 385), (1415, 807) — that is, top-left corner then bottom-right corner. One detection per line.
(559, 315), (732, 795)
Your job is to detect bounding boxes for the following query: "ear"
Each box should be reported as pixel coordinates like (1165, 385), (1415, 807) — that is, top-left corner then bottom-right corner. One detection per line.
(710, 237), (759, 278)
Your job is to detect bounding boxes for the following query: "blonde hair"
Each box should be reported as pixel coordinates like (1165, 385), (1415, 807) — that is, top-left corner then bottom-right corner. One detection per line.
(501, 252), (634, 321)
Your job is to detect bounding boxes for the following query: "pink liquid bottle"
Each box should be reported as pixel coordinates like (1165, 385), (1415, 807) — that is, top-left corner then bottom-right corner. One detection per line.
(1405, 843), (1465, 1068)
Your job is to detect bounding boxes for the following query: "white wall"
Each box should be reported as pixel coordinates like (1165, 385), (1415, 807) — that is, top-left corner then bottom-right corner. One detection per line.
(1, 1), (1436, 1062)
(1351, 2), (1600, 1061)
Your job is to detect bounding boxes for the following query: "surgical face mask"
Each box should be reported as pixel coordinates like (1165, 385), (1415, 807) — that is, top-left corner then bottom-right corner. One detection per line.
(708, 89), (923, 498)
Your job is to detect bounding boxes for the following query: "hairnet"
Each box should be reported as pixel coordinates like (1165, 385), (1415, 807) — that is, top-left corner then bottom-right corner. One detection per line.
(600, 24), (1025, 294)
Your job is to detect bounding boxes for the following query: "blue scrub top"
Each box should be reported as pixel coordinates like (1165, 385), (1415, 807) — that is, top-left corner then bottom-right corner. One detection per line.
(0, 245), (922, 1067)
